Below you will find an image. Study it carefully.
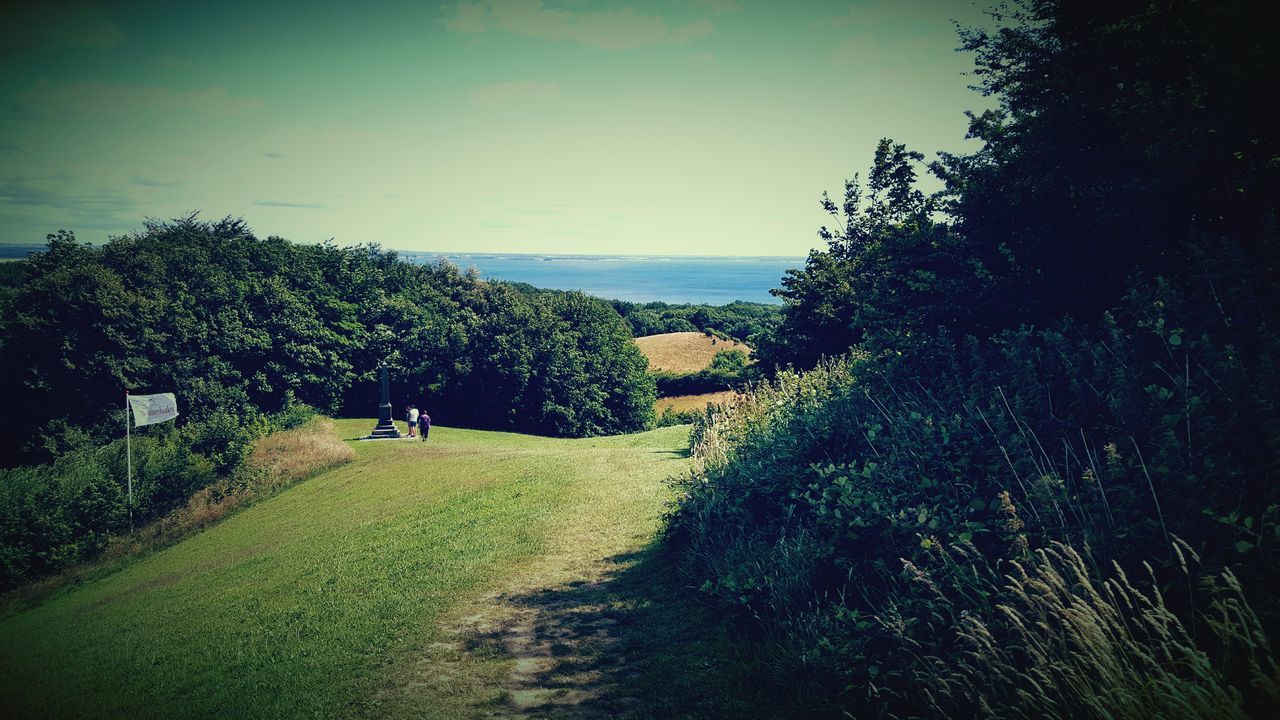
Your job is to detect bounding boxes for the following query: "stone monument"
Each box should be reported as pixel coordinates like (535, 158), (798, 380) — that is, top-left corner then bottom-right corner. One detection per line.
(366, 366), (402, 439)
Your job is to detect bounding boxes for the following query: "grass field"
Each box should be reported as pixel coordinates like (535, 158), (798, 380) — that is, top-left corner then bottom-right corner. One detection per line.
(634, 332), (751, 373)
(656, 391), (740, 414)
(0, 421), (776, 719)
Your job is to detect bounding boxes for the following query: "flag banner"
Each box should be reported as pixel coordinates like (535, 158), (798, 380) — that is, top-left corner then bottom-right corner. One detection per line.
(128, 393), (179, 426)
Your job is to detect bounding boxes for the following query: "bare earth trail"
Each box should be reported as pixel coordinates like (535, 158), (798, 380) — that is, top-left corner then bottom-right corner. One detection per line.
(383, 548), (645, 718)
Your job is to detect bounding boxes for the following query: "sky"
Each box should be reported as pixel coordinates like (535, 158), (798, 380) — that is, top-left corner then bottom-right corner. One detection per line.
(0, 0), (992, 257)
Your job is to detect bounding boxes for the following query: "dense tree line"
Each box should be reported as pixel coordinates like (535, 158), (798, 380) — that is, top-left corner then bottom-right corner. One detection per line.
(609, 299), (781, 342)
(0, 218), (655, 587)
(0, 216), (655, 468)
(673, 1), (1280, 717)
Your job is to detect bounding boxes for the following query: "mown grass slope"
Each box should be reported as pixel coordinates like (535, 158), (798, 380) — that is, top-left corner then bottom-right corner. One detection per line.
(0, 421), (768, 720)
(634, 331), (750, 373)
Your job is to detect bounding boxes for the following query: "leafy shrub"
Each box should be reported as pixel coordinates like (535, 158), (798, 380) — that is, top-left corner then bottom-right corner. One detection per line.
(267, 394), (317, 433)
(708, 349), (748, 374)
(656, 406), (703, 427)
(669, 271), (1280, 716)
(651, 352), (750, 396)
(0, 431), (205, 590)
(613, 300), (782, 342)
(651, 368), (742, 396)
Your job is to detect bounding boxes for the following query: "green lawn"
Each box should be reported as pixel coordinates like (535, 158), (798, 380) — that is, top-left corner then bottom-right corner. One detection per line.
(0, 421), (773, 719)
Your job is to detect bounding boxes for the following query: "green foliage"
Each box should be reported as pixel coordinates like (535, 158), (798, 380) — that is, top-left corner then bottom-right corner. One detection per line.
(933, 0), (1280, 327)
(0, 427), (214, 589)
(908, 541), (1280, 720)
(656, 405), (703, 428)
(0, 216), (655, 464)
(0, 261), (26, 296)
(708, 349), (748, 374)
(0, 216), (656, 589)
(612, 299), (782, 343)
(670, 260), (1280, 715)
(650, 350), (752, 397)
(685, 3), (1280, 711)
(754, 139), (1004, 371)
(651, 369), (740, 397)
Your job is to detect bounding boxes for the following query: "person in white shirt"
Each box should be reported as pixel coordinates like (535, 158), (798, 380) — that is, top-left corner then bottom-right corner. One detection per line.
(406, 405), (419, 438)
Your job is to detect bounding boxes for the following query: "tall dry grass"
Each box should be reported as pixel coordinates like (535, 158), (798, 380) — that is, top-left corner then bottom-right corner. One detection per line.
(910, 539), (1280, 720)
(112, 418), (353, 552)
(635, 331), (752, 372)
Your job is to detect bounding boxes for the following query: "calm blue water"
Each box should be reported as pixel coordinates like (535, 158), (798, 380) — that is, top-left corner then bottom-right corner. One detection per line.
(0, 243), (805, 305)
(399, 252), (804, 305)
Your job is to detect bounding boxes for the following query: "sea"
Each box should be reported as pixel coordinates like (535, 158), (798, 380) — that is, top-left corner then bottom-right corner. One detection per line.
(0, 244), (806, 305)
(400, 252), (805, 305)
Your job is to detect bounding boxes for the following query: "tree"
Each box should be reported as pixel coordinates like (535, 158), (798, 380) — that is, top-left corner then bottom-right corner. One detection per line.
(755, 139), (1000, 370)
(934, 0), (1280, 325)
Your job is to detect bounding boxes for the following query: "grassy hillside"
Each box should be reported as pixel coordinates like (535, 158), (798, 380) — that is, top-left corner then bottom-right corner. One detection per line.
(0, 421), (772, 720)
(634, 332), (750, 373)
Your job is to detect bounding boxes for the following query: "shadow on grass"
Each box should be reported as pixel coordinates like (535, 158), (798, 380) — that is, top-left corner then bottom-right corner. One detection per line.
(478, 542), (784, 720)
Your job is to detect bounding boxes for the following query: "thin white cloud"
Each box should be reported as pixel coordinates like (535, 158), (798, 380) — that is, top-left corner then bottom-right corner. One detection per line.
(442, 1), (488, 32)
(16, 82), (265, 117)
(441, 1), (715, 49)
(253, 199), (326, 209)
(130, 177), (182, 188)
(469, 80), (561, 106)
(0, 175), (138, 231)
(671, 18), (714, 44)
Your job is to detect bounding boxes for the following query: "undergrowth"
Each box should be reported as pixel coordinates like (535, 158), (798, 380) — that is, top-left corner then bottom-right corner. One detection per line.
(1, 418), (352, 612)
(667, 274), (1280, 717)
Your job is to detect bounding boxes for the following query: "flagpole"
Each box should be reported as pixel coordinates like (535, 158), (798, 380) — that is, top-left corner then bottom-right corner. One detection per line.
(125, 391), (133, 531)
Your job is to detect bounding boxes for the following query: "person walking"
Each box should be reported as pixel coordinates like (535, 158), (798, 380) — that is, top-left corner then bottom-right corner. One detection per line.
(419, 409), (431, 441)
(406, 405), (419, 438)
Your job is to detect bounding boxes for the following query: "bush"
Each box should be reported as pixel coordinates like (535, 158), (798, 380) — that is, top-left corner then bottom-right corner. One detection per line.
(656, 406), (703, 427)
(668, 273), (1280, 716)
(708, 349), (748, 374)
(613, 300), (782, 342)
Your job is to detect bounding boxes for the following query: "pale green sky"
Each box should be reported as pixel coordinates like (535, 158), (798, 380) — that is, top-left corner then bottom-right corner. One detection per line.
(0, 0), (990, 256)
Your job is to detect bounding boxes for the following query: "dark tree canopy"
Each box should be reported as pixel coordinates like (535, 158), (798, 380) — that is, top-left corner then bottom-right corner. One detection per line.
(0, 215), (656, 465)
(757, 0), (1280, 371)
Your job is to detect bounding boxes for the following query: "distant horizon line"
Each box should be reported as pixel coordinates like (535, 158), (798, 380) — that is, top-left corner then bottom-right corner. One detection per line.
(0, 242), (810, 261)
(405, 250), (808, 260)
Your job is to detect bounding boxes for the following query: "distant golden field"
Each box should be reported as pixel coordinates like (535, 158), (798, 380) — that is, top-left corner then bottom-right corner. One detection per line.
(656, 390), (740, 414)
(634, 331), (752, 373)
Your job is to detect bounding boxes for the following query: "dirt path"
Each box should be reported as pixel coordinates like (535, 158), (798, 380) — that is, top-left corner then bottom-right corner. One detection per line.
(363, 438), (769, 720)
(374, 551), (647, 719)
(456, 581), (633, 718)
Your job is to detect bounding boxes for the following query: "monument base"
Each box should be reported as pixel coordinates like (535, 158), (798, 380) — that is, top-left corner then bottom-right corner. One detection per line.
(365, 401), (402, 439)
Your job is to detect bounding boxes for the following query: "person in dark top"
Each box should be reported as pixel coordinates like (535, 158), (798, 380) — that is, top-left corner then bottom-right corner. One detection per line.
(419, 410), (431, 441)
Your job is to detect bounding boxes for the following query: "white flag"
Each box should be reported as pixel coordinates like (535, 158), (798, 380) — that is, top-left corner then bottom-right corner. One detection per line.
(128, 393), (179, 427)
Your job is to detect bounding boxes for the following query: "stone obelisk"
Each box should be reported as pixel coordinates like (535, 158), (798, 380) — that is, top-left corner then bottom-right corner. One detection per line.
(367, 366), (402, 439)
